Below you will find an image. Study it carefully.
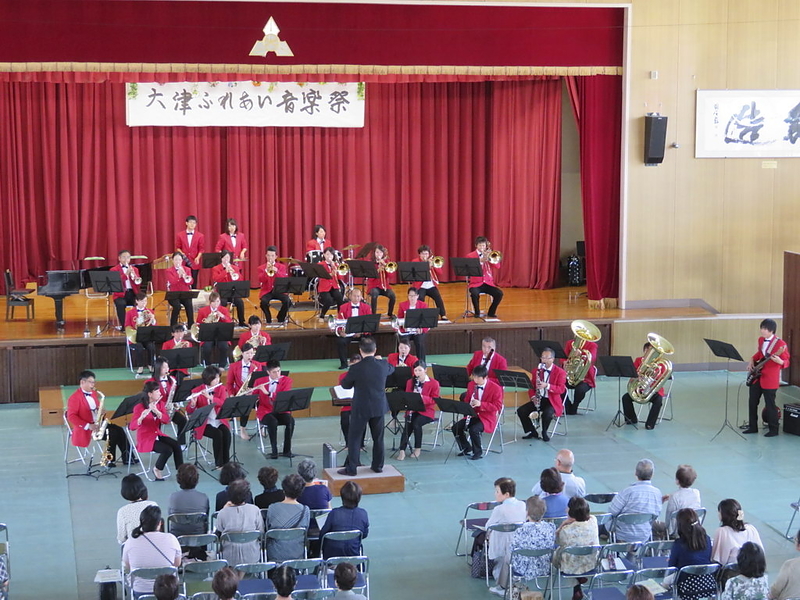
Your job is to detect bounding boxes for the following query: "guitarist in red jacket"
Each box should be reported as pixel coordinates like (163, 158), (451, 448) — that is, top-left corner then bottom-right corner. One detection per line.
(745, 319), (789, 437)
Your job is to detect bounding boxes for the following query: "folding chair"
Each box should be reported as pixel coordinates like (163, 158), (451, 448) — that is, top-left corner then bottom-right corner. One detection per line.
(637, 377), (674, 424)
(483, 523), (523, 586)
(177, 534), (217, 562)
(586, 569), (634, 600)
(638, 540), (674, 569)
(126, 566), (178, 600)
(543, 517), (567, 529)
(236, 562), (278, 600)
(183, 559), (229, 597)
(190, 594), (220, 600)
(786, 496), (800, 540)
(577, 371), (598, 413)
(278, 558), (325, 595)
(219, 531), (263, 563)
(599, 542), (641, 572)
(548, 411), (568, 438)
(265, 528), (308, 562)
(666, 508), (706, 538)
(320, 529), (363, 559)
(486, 407), (505, 454)
(124, 426), (171, 482)
(610, 512), (658, 543)
(455, 500), (501, 557)
(553, 544), (602, 600)
(508, 547), (553, 600)
(63, 412), (98, 466)
(325, 556), (369, 599)
(167, 512), (209, 536)
(632, 567), (676, 600)
(673, 564), (720, 600)
(307, 508), (332, 552)
(422, 407), (445, 450)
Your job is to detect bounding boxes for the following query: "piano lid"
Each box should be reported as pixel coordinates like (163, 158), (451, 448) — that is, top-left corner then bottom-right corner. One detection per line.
(38, 270), (82, 296)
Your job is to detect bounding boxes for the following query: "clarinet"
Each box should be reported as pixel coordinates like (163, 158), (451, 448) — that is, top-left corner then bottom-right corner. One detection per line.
(482, 348), (495, 367)
(465, 387), (479, 428)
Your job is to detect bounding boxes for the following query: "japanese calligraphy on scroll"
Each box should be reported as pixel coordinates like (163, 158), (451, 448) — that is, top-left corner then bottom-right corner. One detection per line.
(126, 82), (365, 127)
(696, 90), (800, 158)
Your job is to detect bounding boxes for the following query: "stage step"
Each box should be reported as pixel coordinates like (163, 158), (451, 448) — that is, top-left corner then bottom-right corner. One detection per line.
(322, 465), (405, 496)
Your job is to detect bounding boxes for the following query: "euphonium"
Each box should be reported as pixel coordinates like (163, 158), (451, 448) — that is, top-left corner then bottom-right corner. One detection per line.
(627, 333), (674, 404)
(564, 320), (602, 387)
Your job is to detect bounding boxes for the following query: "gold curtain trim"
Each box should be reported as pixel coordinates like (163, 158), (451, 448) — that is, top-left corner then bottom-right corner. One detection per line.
(0, 62), (622, 76)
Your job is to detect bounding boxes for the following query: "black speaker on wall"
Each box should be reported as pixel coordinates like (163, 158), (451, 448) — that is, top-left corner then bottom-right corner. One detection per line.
(644, 114), (668, 165)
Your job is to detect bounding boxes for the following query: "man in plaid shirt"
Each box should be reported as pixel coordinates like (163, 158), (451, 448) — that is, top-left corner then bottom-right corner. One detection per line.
(608, 458), (663, 542)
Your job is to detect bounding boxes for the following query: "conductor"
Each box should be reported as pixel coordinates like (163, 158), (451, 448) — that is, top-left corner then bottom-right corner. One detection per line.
(338, 336), (395, 476)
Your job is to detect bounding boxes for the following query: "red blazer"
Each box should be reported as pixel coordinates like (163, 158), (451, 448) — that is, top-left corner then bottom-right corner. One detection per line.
(66, 388), (98, 447)
(317, 262), (341, 293)
(187, 384), (229, 438)
(211, 263), (242, 285)
(405, 377), (440, 419)
(366, 261), (395, 291)
(196, 305), (233, 324)
(227, 359), (265, 398)
(162, 339), (193, 375)
(256, 376), (293, 421)
(466, 250), (499, 288)
(528, 365), (567, 417)
(388, 352), (417, 368)
(397, 299), (430, 333)
(562, 340), (598, 388)
(338, 301), (372, 320)
(306, 238), (333, 253)
(110, 263), (141, 299)
(130, 401), (170, 453)
(175, 230), (206, 264)
(751, 336), (790, 390)
(166, 266), (194, 291)
(238, 329), (272, 349)
(412, 257), (442, 285)
(215, 232), (249, 258)
(257, 262), (289, 296)
(464, 379), (504, 433)
(466, 350), (509, 382)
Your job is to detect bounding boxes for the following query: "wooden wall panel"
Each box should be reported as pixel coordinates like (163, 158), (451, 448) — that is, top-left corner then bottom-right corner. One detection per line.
(10, 345), (87, 403)
(0, 348), (10, 404)
(783, 252), (800, 386)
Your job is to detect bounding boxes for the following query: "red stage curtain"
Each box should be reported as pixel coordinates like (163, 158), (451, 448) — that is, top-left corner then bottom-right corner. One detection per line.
(0, 80), (564, 291)
(566, 75), (622, 301)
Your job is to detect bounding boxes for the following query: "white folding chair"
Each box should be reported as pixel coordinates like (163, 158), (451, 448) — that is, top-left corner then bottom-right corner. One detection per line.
(548, 410), (568, 437)
(486, 406), (505, 454)
(455, 500), (501, 557)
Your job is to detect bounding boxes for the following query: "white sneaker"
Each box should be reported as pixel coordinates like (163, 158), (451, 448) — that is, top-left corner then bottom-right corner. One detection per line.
(489, 586), (505, 597)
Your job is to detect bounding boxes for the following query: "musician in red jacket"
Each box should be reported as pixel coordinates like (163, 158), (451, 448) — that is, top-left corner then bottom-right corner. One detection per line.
(215, 218), (248, 261)
(161, 324), (193, 383)
(196, 291), (233, 369)
(396, 287), (430, 361)
(622, 342), (666, 430)
(335, 288), (372, 369)
(130, 380), (183, 480)
(258, 246), (290, 324)
(149, 357), (188, 446)
(125, 292), (157, 375)
(226, 343), (264, 441)
(175, 215), (205, 284)
(414, 244), (448, 321)
(257, 360), (295, 459)
(366, 244), (396, 317)
(306, 224), (332, 254)
(211, 251), (246, 326)
(562, 339), (598, 415)
(397, 361), (440, 460)
(111, 249), (142, 329)
(317, 247), (344, 319)
(453, 365), (503, 460)
(466, 236), (503, 319)
(518, 348), (567, 442)
(186, 365), (230, 468)
(745, 318), (790, 437)
(387, 338), (417, 369)
(166, 251), (195, 327)
(466, 337), (509, 383)
(238, 315), (272, 352)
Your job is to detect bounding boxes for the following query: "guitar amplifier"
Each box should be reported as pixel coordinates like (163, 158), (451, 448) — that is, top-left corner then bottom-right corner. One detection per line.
(783, 404), (800, 436)
(322, 442), (338, 469)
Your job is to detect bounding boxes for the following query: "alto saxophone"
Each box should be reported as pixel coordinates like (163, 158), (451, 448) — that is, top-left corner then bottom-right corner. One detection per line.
(165, 376), (182, 418)
(91, 391), (114, 467)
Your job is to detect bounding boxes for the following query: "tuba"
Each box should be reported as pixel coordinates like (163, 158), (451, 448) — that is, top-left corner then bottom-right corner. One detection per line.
(564, 320), (602, 386)
(627, 333), (674, 404)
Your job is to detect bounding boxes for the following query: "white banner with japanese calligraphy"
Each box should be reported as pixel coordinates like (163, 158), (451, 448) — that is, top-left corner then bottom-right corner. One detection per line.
(696, 90), (800, 158)
(126, 82), (365, 127)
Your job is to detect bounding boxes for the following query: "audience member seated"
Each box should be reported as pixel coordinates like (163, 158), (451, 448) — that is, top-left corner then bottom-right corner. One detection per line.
(711, 498), (763, 567)
(122, 506), (181, 598)
(168, 464), (209, 535)
(320, 481), (369, 560)
(663, 464), (702, 538)
(607, 458), (662, 542)
(627, 585), (654, 600)
(215, 462), (253, 511)
(153, 573), (180, 600)
(666, 508), (716, 600)
(272, 564), (297, 600)
(531, 449), (586, 498)
(721, 542), (769, 600)
(215, 478), (264, 565)
(265, 473), (311, 562)
(510, 496), (557, 584)
(297, 459), (333, 510)
(771, 529), (800, 600)
(540, 467), (569, 518)
(254, 466), (285, 510)
(212, 566), (240, 600)
(554, 496), (599, 600)
(117, 474), (158, 544)
(333, 562), (367, 600)
(486, 477), (527, 597)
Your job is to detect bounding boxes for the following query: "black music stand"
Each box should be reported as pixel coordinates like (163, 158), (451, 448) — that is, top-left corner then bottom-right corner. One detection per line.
(218, 395), (259, 465)
(528, 340), (569, 361)
(273, 277), (308, 328)
(397, 262), (430, 285)
(255, 342), (291, 363)
(172, 376), (201, 406)
(271, 388), (314, 462)
(89, 270), (124, 336)
(345, 314), (381, 336)
(493, 369), (533, 443)
(178, 403), (216, 479)
(435, 397), (477, 464)
(450, 257), (483, 319)
(201, 253), (223, 269)
(386, 366), (412, 391)
(347, 260), (379, 281)
(599, 356), (638, 430)
(404, 308), (439, 331)
(197, 322), (235, 343)
(136, 326), (172, 346)
(160, 347), (200, 376)
(705, 338), (747, 442)
(217, 280), (252, 306)
(432, 365), (471, 401)
(387, 391), (427, 456)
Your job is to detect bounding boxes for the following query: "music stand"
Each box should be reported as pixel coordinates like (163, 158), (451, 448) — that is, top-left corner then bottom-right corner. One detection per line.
(254, 342), (291, 363)
(347, 260), (379, 281)
(432, 365), (471, 401)
(404, 308), (439, 331)
(172, 376), (201, 406)
(218, 395), (259, 465)
(435, 397), (477, 464)
(178, 404), (216, 479)
(217, 280), (252, 309)
(160, 347), (200, 376)
(450, 257), (482, 319)
(528, 340), (569, 361)
(273, 277), (308, 328)
(493, 369), (533, 443)
(385, 366), (412, 391)
(599, 356), (639, 430)
(197, 322), (235, 343)
(345, 314), (381, 336)
(397, 262), (430, 285)
(387, 391), (426, 456)
(135, 326), (172, 355)
(271, 388), (315, 462)
(201, 253), (223, 269)
(704, 338), (747, 442)
(89, 270), (124, 336)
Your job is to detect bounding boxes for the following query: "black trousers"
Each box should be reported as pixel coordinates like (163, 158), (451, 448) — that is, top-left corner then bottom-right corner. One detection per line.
(105, 423), (130, 461)
(564, 382), (591, 415)
(319, 289), (343, 317)
(748, 383), (779, 432)
(403, 333), (427, 363)
(518, 398), (555, 439)
(336, 336), (360, 367)
(369, 287), (396, 316)
(152, 436), (184, 470)
(345, 413), (384, 474)
(202, 423), (231, 467)
(399, 413), (435, 450)
(622, 392), (663, 429)
(470, 284), (503, 317)
(340, 410), (366, 448)
(171, 410), (188, 446)
(260, 412), (295, 454)
(114, 290), (136, 327)
(202, 341), (230, 368)
(417, 286), (447, 318)
(260, 292), (291, 323)
(223, 297), (246, 325)
(168, 297), (194, 326)
(129, 342), (155, 369)
(453, 417), (485, 457)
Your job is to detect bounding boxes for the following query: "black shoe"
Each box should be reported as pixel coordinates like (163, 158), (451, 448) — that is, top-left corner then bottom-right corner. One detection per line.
(645, 424), (655, 430)
(470, 454), (483, 460)
(337, 468), (356, 476)
(339, 364), (348, 370)
(742, 429), (758, 434)
(269, 452), (279, 459)
(765, 430), (779, 437)
(107, 461), (117, 468)
(370, 467), (383, 473)
(457, 449), (472, 457)
(624, 419), (637, 425)
(542, 434), (551, 442)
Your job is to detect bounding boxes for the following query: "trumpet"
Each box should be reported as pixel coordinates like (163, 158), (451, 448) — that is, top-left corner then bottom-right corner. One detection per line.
(265, 263), (278, 277)
(225, 263), (240, 280)
(177, 265), (192, 284)
(128, 266), (143, 286)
